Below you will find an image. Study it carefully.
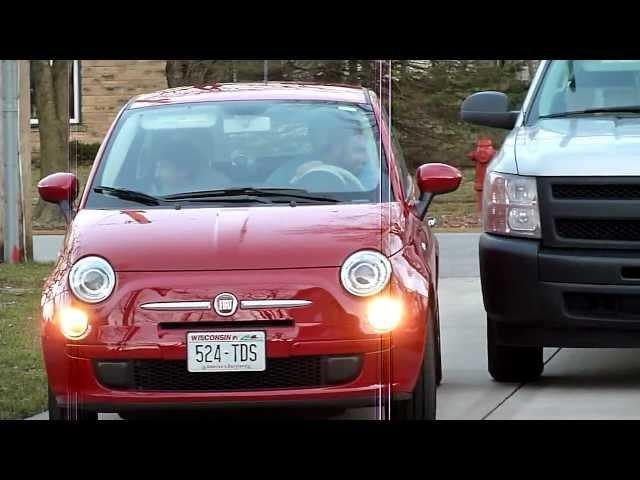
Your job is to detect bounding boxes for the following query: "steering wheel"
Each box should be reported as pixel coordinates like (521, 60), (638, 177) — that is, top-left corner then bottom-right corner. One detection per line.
(230, 151), (257, 177)
(290, 164), (366, 192)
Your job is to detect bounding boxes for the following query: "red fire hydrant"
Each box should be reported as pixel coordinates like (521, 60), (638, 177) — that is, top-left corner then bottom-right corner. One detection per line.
(467, 138), (496, 209)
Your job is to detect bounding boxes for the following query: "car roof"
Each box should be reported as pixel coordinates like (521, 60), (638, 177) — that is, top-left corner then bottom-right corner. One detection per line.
(129, 82), (369, 109)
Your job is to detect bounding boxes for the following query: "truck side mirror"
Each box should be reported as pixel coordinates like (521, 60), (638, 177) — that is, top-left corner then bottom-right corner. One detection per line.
(461, 91), (519, 130)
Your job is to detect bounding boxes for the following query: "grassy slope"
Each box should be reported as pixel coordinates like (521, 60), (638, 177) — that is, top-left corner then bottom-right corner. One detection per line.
(0, 262), (54, 419)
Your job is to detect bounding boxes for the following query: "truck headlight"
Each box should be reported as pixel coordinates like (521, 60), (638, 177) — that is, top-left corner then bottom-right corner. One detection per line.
(483, 172), (541, 238)
(69, 256), (116, 304)
(340, 250), (392, 297)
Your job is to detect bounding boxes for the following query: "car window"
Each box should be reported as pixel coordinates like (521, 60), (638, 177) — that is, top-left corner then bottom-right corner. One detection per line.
(528, 60), (640, 122)
(87, 100), (391, 208)
(380, 106), (414, 199)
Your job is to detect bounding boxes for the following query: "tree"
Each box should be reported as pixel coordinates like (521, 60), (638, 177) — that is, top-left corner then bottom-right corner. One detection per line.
(163, 60), (531, 170)
(31, 60), (71, 229)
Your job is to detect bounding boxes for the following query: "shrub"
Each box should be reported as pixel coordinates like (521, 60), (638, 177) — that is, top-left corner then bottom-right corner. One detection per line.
(68, 141), (101, 166)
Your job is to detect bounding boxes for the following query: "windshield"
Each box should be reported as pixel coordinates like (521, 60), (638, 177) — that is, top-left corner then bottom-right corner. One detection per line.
(527, 60), (640, 123)
(85, 100), (390, 208)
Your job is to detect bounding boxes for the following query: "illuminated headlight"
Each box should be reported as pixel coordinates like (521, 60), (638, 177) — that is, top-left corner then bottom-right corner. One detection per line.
(69, 256), (116, 304)
(59, 307), (89, 340)
(340, 250), (392, 297)
(483, 172), (541, 238)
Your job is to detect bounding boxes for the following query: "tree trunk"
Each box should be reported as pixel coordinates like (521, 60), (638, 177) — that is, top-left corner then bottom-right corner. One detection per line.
(31, 60), (70, 230)
(527, 60), (537, 82)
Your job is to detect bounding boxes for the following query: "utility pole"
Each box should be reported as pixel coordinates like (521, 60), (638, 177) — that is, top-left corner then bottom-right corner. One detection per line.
(0, 62), (4, 256)
(18, 61), (32, 261)
(263, 60), (268, 84)
(2, 60), (21, 263)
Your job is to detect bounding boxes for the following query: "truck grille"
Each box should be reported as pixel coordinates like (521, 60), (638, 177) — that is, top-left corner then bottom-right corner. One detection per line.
(539, 178), (640, 249)
(556, 219), (640, 242)
(553, 184), (640, 200)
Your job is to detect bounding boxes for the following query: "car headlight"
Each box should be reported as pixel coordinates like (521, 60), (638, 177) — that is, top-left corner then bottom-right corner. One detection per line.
(58, 307), (90, 340)
(69, 256), (116, 304)
(340, 250), (392, 297)
(483, 172), (541, 238)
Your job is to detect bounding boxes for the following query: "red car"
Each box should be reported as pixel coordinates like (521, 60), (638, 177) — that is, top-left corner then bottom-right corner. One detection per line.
(38, 83), (461, 420)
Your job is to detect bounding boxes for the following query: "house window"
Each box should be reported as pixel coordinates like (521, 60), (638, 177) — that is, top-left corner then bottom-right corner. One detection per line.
(30, 60), (81, 126)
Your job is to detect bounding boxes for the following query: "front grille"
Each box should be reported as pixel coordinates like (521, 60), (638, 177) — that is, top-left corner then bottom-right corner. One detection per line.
(131, 357), (325, 391)
(565, 292), (640, 321)
(553, 184), (640, 200)
(539, 178), (640, 249)
(556, 219), (640, 242)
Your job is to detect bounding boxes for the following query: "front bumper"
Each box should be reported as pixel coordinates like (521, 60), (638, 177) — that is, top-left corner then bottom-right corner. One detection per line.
(43, 260), (431, 410)
(45, 340), (413, 410)
(480, 233), (640, 347)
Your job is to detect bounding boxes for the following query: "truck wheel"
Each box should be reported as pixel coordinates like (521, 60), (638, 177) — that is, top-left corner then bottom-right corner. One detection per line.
(48, 387), (98, 421)
(392, 315), (437, 420)
(487, 318), (543, 383)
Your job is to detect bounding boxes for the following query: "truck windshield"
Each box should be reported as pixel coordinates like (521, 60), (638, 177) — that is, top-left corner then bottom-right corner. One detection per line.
(85, 100), (390, 209)
(528, 60), (640, 124)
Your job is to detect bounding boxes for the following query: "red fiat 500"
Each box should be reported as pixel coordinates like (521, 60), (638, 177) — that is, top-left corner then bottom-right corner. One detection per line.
(38, 83), (461, 420)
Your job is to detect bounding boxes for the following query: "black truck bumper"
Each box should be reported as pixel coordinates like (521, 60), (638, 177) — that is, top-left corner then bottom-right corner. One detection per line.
(480, 233), (640, 347)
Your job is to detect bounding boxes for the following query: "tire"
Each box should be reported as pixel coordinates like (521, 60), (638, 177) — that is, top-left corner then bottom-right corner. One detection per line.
(48, 387), (98, 421)
(435, 305), (443, 386)
(487, 317), (543, 383)
(392, 314), (437, 420)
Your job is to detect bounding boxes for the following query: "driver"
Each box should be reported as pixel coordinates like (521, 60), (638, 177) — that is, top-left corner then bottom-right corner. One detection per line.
(291, 131), (371, 182)
(265, 114), (378, 190)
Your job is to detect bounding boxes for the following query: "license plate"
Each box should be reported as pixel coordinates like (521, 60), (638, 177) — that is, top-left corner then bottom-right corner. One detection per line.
(187, 331), (266, 373)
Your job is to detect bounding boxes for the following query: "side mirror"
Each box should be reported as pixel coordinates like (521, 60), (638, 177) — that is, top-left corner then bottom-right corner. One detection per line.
(414, 163), (462, 221)
(37, 172), (79, 223)
(460, 91), (519, 130)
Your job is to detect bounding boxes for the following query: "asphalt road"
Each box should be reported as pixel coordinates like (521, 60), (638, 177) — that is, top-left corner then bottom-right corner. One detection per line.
(28, 232), (640, 420)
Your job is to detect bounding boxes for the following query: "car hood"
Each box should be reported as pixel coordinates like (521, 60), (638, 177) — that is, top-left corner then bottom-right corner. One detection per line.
(63, 203), (407, 271)
(514, 117), (640, 176)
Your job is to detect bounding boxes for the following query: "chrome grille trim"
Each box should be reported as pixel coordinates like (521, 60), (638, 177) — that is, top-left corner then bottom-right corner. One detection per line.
(240, 300), (312, 309)
(139, 299), (311, 311)
(140, 301), (212, 311)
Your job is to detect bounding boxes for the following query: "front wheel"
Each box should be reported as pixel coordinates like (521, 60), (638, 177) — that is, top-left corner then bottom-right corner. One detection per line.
(392, 315), (437, 420)
(487, 317), (543, 383)
(48, 387), (98, 421)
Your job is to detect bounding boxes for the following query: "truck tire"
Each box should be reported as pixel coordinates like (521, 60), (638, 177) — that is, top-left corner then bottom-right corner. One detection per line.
(487, 318), (543, 383)
(48, 387), (98, 421)
(392, 315), (437, 420)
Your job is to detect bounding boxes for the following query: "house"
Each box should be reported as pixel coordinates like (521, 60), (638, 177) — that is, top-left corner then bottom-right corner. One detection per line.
(30, 60), (168, 155)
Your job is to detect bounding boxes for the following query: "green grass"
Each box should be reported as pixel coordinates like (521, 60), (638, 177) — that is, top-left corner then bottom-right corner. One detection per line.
(429, 168), (481, 230)
(0, 262), (54, 419)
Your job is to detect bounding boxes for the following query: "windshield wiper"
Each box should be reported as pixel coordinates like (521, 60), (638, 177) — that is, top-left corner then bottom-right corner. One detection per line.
(163, 187), (340, 204)
(93, 186), (165, 206)
(540, 106), (640, 119)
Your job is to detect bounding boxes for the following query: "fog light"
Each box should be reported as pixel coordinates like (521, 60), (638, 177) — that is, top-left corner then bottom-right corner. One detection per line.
(59, 307), (89, 340)
(367, 297), (402, 333)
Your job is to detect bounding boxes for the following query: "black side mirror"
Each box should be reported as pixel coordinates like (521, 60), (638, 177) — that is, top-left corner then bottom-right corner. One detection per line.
(461, 91), (519, 130)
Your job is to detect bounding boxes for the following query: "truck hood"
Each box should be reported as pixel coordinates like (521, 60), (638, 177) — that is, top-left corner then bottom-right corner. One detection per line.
(514, 117), (640, 176)
(63, 203), (407, 271)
